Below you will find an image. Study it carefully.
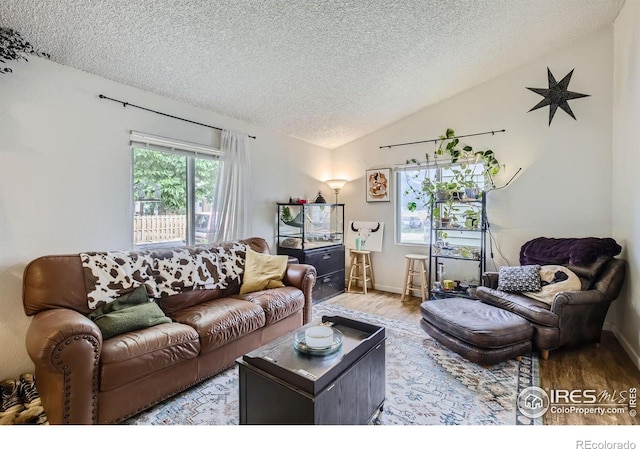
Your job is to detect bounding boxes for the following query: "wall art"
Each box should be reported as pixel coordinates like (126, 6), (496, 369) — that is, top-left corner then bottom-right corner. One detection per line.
(346, 221), (384, 252)
(365, 168), (390, 202)
(527, 67), (590, 125)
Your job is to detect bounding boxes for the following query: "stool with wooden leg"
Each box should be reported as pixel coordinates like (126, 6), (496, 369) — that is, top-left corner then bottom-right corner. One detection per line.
(401, 254), (429, 302)
(347, 250), (375, 294)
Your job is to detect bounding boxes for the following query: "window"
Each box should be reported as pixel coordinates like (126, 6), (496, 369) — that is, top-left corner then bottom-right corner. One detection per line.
(395, 162), (485, 245)
(395, 166), (431, 245)
(131, 132), (219, 249)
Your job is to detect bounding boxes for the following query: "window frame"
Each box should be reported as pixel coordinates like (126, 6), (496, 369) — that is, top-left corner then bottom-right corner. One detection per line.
(394, 160), (486, 246)
(394, 164), (431, 247)
(130, 131), (220, 250)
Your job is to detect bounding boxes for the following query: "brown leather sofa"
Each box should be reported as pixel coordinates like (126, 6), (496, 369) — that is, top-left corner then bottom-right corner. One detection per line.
(476, 257), (626, 360)
(22, 237), (316, 424)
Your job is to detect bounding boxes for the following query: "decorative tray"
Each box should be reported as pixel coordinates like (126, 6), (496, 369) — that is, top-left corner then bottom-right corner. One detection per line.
(293, 327), (343, 356)
(240, 315), (385, 395)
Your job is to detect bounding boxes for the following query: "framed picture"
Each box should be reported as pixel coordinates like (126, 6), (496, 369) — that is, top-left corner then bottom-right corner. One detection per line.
(365, 168), (391, 202)
(346, 221), (385, 252)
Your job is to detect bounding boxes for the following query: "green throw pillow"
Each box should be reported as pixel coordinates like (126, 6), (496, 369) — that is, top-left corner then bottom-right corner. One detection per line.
(88, 285), (172, 339)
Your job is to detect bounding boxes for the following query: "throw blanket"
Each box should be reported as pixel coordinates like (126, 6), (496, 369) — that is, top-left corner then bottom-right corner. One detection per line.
(522, 265), (581, 305)
(519, 237), (621, 266)
(81, 242), (248, 310)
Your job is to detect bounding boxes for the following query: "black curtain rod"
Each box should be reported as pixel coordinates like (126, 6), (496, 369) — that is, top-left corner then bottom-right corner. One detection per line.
(98, 94), (257, 139)
(380, 129), (505, 149)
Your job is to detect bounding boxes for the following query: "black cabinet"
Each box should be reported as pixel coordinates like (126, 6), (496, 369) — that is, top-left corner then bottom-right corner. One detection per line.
(238, 340), (384, 424)
(278, 245), (345, 302)
(238, 316), (386, 425)
(276, 203), (345, 302)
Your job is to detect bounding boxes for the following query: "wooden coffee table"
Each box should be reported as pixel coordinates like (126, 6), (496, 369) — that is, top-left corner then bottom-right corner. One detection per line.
(237, 315), (386, 425)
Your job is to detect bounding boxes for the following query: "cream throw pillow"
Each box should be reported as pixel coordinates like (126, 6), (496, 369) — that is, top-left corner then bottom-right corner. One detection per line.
(240, 249), (288, 294)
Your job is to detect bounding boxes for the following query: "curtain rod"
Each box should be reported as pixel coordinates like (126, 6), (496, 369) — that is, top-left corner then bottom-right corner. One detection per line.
(98, 94), (257, 139)
(380, 129), (505, 149)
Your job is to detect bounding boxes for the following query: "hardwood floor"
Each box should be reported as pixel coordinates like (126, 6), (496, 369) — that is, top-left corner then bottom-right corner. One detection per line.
(324, 289), (422, 323)
(323, 289), (640, 425)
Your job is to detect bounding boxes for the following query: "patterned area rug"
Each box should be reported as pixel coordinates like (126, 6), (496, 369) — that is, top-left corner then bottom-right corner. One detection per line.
(126, 303), (541, 425)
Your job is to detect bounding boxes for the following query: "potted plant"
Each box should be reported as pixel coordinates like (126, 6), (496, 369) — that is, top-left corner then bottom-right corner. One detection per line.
(433, 203), (458, 229)
(280, 206), (294, 223)
(405, 128), (503, 215)
(462, 208), (480, 229)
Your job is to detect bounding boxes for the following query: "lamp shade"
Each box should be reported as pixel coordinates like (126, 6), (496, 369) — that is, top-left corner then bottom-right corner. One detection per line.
(325, 179), (348, 191)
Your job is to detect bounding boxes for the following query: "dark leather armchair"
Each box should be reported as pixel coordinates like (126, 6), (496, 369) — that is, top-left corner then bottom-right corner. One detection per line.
(476, 256), (626, 360)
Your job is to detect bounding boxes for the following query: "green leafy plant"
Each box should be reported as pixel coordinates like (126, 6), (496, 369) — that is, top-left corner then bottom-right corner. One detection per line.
(405, 128), (503, 213)
(280, 206), (293, 223)
(133, 148), (217, 214)
(435, 128), (501, 175)
(462, 207), (480, 229)
(0, 27), (50, 74)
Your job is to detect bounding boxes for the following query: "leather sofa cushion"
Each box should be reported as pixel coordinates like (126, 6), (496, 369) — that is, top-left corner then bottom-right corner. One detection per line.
(476, 286), (559, 327)
(158, 288), (228, 315)
(421, 298), (533, 348)
(100, 322), (200, 392)
(169, 297), (266, 353)
(234, 286), (305, 325)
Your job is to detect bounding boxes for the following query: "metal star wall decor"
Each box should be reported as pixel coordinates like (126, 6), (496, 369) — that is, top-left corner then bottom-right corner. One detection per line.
(527, 67), (590, 125)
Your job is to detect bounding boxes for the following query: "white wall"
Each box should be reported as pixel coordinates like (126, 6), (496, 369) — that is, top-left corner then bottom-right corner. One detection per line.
(0, 57), (333, 380)
(334, 28), (614, 296)
(611, 0), (640, 369)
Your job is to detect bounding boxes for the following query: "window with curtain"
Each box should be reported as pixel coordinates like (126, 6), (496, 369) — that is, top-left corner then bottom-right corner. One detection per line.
(130, 131), (220, 249)
(209, 129), (253, 242)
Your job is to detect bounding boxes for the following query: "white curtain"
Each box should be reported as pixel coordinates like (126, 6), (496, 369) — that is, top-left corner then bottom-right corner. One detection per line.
(209, 130), (253, 242)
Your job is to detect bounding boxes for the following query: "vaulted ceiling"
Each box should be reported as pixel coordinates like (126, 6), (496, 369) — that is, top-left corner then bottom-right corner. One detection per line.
(0, 0), (626, 148)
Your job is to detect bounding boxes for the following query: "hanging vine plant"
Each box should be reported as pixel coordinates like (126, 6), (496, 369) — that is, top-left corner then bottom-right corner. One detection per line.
(404, 128), (504, 213)
(0, 27), (50, 74)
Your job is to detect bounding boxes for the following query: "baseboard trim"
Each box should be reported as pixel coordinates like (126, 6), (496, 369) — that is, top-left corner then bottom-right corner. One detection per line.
(371, 284), (403, 295)
(603, 321), (640, 371)
(373, 284), (431, 298)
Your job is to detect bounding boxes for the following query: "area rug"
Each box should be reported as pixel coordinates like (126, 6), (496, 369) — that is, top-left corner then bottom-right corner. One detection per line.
(125, 303), (540, 426)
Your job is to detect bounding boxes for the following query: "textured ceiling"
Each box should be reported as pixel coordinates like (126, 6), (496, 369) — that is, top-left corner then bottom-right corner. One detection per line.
(0, 0), (625, 148)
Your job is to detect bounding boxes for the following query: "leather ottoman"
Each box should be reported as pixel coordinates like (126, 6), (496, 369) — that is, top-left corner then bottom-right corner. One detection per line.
(420, 298), (533, 366)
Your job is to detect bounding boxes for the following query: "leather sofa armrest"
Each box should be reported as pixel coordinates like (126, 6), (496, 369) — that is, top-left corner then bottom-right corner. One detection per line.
(551, 289), (611, 348)
(283, 263), (317, 324)
(482, 272), (499, 289)
(25, 308), (102, 424)
(551, 290), (607, 314)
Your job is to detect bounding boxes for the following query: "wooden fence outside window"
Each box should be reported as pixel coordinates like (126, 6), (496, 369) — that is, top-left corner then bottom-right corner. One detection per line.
(134, 215), (186, 244)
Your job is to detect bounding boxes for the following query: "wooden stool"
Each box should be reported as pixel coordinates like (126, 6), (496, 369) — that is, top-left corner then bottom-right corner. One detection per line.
(347, 250), (375, 294)
(401, 254), (429, 302)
